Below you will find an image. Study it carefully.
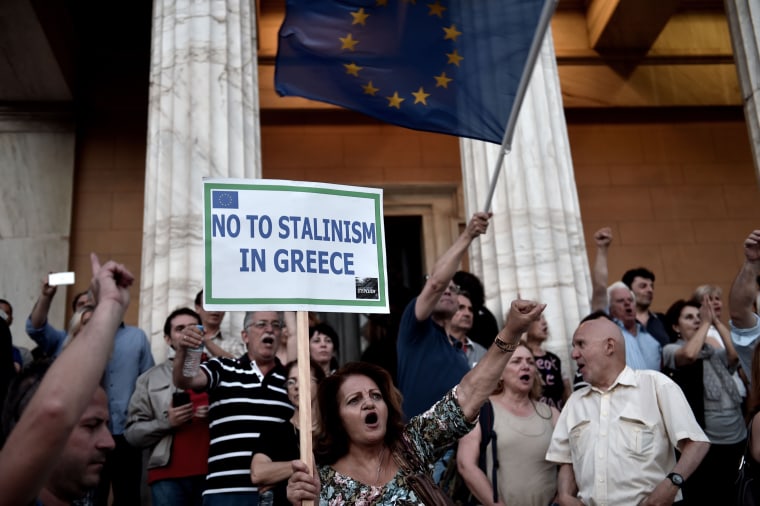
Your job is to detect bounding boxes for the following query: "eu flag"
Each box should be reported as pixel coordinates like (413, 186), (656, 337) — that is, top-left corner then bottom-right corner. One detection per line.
(275, 0), (549, 145)
(212, 191), (239, 209)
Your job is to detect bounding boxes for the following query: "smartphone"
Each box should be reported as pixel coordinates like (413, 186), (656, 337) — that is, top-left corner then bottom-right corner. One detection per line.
(172, 391), (191, 407)
(48, 272), (76, 286)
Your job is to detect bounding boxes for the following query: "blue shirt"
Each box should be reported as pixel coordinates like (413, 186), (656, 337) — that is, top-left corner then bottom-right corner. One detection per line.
(614, 318), (662, 371)
(396, 297), (470, 420)
(26, 317), (154, 434)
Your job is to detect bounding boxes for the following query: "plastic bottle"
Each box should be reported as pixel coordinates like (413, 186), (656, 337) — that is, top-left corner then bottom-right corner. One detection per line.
(258, 490), (274, 506)
(182, 325), (204, 377)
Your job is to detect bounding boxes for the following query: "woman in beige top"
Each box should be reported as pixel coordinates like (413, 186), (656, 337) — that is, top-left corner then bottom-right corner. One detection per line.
(457, 343), (559, 506)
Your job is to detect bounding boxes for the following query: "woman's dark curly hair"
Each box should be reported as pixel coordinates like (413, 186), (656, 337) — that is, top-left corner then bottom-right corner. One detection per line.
(314, 362), (404, 465)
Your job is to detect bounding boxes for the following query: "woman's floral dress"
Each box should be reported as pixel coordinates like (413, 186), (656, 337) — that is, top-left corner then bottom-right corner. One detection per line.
(317, 388), (475, 505)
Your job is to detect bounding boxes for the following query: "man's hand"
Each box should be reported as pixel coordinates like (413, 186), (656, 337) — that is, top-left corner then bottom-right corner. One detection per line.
(40, 279), (57, 298)
(465, 212), (492, 240)
(594, 227), (612, 250)
(503, 300), (546, 340)
(287, 460), (320, 505)
(89, 253), (134, 309)
(168, 403), (193, 427)
(179, 325), (204, 350)
(639, 479), (679, 506)
(744, 230), (760, 263)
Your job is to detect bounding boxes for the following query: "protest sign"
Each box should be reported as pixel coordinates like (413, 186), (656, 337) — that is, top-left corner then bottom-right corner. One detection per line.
(202, 178), (388, 313)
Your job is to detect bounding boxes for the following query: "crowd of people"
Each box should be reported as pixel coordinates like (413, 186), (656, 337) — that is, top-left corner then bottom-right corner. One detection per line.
(2, 218), (760, 505)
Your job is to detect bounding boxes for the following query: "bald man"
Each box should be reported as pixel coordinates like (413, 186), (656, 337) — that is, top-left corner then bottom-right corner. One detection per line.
(546, 318), (710, 506)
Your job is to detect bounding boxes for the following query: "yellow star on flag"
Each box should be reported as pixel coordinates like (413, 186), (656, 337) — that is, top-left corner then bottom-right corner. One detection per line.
(351, 8), (369, 25)
(434, 72), (453, 88)
(428, 1), (446, 18)
(446, 49), (464, 66)
(443, 25), (462, 41)
(363, 81), (379, 96)
(412, 87), (430, 105)
(386, 92), (405, 109)
(344, 62), (363, 76)
(340, 33), (359, 51)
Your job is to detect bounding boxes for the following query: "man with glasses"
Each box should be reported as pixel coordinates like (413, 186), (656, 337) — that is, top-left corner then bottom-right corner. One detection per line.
(396, 212), (492, 419)
(174, 311), (293, 506)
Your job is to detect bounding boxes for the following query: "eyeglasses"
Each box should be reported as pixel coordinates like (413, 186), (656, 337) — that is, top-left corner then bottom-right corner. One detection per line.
(446, 283), (461, 294)
(285, 377), (318, 388)
(247, 320), (283, 331)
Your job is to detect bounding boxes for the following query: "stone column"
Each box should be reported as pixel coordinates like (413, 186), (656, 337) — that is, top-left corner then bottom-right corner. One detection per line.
(725, 0), (760, 178)
(0, 110), (75, 349)
(460, 31), (590, 369)
(141, 0), (262, 361)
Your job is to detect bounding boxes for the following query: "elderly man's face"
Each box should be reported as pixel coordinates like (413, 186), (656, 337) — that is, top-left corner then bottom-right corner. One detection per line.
(571, 321), (614, 388)
(609, 287), (635, 325)
(242, 311), (282, 363)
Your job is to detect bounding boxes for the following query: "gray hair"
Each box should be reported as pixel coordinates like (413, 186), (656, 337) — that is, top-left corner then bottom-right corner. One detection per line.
(693, 284), (722, 300)
(607, 281), (635, 305)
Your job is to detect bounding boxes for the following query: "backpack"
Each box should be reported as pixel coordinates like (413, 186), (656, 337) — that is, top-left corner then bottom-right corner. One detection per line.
(441, 400), (499, 505)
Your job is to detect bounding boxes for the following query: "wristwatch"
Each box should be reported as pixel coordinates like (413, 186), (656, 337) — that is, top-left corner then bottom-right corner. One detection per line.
(667, 472), (684, 488)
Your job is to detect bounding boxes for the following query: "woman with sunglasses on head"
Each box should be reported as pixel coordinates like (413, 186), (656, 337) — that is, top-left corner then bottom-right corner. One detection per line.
(250, 359), (326, 505)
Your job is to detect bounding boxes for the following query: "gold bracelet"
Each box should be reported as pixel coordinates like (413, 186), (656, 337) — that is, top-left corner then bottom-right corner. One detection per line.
(494, 336), (518, 353)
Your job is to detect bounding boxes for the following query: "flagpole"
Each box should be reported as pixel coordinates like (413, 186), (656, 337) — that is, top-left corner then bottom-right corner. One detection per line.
(482, 0), (559, 212)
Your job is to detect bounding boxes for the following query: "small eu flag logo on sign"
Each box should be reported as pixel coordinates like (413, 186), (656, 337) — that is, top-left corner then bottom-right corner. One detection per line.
(212, 191), (239, 209)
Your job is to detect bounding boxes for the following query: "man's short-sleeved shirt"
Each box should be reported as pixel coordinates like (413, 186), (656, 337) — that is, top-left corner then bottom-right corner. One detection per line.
(396, 297), (469, 419)
(546, 367), (708, 506)
(200, 355), (293, 496)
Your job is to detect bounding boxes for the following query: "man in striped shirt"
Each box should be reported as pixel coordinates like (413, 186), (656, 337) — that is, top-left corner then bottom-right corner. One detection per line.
(174, 310), (294, 506)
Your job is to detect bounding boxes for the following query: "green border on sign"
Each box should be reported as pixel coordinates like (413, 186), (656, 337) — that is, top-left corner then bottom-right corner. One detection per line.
(203, 182), (387, 309)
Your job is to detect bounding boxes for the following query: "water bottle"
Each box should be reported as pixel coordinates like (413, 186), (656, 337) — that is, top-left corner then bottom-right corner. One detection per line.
(182, 325), (204, 377)
(258, 490), (274, 506)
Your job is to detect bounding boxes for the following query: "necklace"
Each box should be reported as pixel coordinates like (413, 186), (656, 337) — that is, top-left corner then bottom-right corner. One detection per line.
(375, 445), (387, 485)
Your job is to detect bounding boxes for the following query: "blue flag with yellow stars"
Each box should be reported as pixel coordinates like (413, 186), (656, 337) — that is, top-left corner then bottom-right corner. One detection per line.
(275, 0), (548, 145)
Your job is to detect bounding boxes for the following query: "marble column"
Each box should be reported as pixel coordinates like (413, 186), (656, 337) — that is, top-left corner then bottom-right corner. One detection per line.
(0, 110), (75, 349)
(725, 0), (760, 178)
(141, 0), (262, 361)
(460, 31), (590, 370)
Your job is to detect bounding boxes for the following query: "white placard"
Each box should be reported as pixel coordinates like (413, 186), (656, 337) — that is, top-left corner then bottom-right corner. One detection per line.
(203, 178), (388, 313)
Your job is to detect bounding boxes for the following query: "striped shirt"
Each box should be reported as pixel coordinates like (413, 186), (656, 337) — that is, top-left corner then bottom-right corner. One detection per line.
(200, 355), (294, 496)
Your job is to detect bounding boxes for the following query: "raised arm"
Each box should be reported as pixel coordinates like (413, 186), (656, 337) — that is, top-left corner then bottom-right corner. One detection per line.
(0, 254), (132, 506)
(673, 299), (712, 367)
(173, 326), (211, 391)
(729, 229), (760, 329)
(284, 311), (298, 363)
(415, 212), (491, 321)
(456, 299), (545, 419)
(28, 278), (57, 329)
(590, 227), (612, 312)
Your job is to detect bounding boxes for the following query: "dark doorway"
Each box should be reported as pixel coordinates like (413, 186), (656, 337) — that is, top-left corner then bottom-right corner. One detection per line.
(384, 215), (424, 298)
